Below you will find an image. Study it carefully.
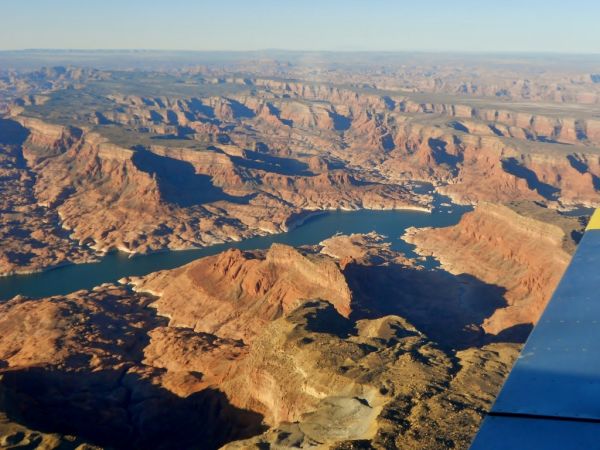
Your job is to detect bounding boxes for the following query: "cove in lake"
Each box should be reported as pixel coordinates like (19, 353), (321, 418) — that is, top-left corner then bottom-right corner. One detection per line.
(0, 201), (470, 301)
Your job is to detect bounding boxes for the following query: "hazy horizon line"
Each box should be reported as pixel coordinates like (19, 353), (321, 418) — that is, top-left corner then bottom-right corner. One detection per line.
(1, 48), (600, 56)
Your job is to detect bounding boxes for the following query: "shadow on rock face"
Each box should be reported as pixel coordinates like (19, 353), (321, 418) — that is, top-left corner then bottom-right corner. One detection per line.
(0, 119), (30, 147)
(289, 300), (355, 338)
(132, 148), (254, 207)
(428, 137), (462, 172)
(486, 323), (534, 345)
(0, 367), (266, 450)
(229, 149), (312, 176)
(344, 262), (511, 350)
(501, 157), (560, 201)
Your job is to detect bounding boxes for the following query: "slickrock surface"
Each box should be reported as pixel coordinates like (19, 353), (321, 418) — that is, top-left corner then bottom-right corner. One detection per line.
(221, 304), (517, 449)
(405, 202), (582, 336)
(0, 235), (526, 449)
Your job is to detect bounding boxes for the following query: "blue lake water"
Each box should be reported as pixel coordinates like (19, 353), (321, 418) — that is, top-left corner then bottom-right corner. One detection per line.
(0, 201), (470, 301)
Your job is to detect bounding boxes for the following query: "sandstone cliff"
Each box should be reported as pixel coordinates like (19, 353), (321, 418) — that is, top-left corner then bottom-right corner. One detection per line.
(131, 244), (352, 341)
(0, 112), (423, 275)
(0, 237), (523, 449)
(405, 203), (578, 335)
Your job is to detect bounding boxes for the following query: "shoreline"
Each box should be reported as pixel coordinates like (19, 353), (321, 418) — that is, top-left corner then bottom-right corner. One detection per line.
(0, 203), (434, 279)
(0, 257), (102, 279)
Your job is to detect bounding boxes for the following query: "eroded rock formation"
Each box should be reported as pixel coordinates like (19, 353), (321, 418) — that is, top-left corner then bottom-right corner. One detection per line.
(0, 54), (597, 450)
(0, 232), (535, 449)
(405, 202), (581, 335)
(1, 58), (599, 276)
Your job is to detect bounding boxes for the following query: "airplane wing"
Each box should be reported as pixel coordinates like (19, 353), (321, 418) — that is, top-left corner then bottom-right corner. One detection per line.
(470, 209), (600, 450)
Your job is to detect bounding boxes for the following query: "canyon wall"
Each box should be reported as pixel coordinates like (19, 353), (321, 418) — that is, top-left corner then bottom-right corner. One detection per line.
(405, 203), (577, 335)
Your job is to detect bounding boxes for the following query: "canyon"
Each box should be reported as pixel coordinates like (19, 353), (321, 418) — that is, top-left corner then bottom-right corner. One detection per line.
(0, 56), (599, 276)
(0, 238), (507, 447)
(0, 52), (597, 449)
(0, 202), (586, 449)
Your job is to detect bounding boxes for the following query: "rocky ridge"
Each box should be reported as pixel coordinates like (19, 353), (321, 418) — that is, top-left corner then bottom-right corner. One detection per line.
(0, 226), (533, 449)
(1, 61), (599, 276)
(404, 202), (581, 335)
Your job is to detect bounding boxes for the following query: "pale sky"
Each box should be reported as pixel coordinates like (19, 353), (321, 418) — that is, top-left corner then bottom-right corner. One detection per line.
(1, 0), (599, 53)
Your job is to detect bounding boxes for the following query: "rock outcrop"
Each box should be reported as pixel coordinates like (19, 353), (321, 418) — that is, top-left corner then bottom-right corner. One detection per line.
(1, 53), (598, 449)
(0, 119), (97, 276)
(131, 244), (353, 341)
(405, 202), (580, 335)
(2, 57), (600, 275)
(0, 235), (526, 449)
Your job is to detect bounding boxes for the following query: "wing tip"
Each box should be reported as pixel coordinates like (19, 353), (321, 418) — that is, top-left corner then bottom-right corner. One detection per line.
(586, 209), (600, 231)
